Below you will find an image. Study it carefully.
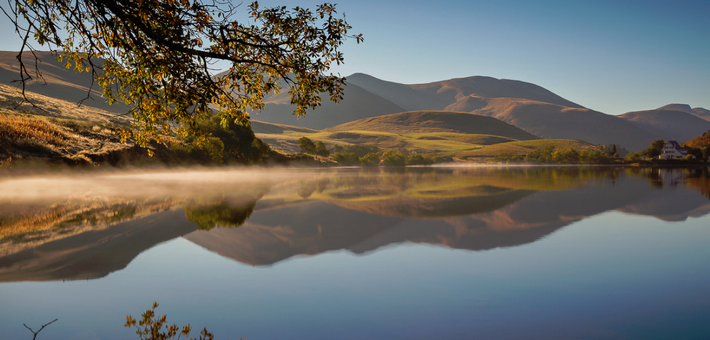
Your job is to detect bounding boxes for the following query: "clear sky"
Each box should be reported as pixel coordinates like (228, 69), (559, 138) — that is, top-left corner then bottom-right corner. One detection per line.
(1, 0), (708, 115)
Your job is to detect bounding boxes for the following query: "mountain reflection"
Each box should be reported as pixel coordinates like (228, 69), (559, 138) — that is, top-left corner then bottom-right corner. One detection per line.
(1, 166), (709, 281)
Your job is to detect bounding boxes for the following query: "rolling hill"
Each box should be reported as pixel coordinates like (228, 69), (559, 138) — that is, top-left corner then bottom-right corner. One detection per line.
(326, 110), (538, 140)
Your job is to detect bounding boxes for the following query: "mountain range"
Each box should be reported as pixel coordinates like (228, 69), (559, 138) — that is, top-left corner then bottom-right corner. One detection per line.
(1, 51), (708, 152)
(255, 73), (710, 151)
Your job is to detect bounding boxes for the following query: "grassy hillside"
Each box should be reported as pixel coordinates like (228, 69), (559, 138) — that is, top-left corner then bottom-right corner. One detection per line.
(0, 51), (128, 114)
(0, 83), (136, 165)
(327, 110), (539, 141)
(461, 139), (596, 158)
(0, 83), (277, 167)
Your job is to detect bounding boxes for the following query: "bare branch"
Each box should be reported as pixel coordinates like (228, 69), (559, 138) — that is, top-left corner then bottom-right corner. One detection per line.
(23, 319), (58, 340)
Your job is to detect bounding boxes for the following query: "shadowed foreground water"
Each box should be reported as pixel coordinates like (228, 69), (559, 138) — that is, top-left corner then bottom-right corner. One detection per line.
(1, 166), (709, 339)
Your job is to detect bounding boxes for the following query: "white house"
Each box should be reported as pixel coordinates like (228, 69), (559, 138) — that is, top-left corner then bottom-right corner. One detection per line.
(660, 141), (689, 160)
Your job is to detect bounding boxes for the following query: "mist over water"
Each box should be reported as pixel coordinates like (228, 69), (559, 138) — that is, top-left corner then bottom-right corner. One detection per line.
(0, 167), (321, 202)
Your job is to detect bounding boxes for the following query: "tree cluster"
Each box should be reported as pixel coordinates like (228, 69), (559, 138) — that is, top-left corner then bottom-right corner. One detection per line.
(297, 136), (329, 156)
(525, 147), (614, 164)
(331, 145), (452, 166)
(168, 115), (271, 164)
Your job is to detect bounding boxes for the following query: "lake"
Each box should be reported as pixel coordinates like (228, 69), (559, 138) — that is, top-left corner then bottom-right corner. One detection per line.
(1, 166), (709, 340)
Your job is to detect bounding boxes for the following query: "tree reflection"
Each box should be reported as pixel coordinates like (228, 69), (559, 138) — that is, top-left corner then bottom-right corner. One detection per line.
(184, 201), (256, 230)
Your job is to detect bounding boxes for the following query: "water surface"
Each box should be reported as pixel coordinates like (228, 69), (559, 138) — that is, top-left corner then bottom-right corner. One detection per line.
(1, 166), (709, 339)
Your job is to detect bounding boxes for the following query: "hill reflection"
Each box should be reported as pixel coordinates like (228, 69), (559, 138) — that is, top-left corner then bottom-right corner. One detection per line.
(1, 166), (708, 281)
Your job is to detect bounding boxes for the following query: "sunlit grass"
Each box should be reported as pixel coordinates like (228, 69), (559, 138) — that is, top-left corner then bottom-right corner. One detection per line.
(268, 129), (519, 156)
(462, 139), (594, 157)
(0, 113), (65, 146)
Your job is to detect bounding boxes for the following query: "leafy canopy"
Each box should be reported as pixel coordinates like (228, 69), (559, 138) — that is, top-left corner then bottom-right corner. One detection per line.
(3, 0), (362, 148)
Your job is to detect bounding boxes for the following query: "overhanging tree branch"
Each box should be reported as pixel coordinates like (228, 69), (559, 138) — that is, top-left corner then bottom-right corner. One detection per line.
(2, 0), (362, 150)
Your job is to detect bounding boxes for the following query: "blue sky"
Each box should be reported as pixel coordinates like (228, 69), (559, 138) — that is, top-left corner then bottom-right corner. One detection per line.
(1, 0), (708, 115)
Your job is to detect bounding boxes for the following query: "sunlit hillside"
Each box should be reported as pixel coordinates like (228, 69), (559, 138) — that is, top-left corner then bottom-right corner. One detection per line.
(0, 51), (128, 113)
(327, 110), (539, 140)
(0, 83), (135, 165)
(461, 139), (596, 158)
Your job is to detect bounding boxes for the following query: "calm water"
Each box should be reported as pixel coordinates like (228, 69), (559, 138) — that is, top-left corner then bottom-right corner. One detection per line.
(1, 166), (709, 340)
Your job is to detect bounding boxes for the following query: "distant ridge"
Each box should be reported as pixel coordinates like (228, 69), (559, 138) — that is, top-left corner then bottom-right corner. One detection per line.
(471, 98), (661, 151)
(327, 110), (539, 141)
(619, 106), (710, 143)
(347, 73), (585, 110)
(658, 104), (710, 122)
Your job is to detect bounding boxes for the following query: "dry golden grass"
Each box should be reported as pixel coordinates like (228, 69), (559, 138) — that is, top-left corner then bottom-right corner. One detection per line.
(0, 83), (130, 126)
(0, 83), (139, 165)
(0, 114), (65, 146)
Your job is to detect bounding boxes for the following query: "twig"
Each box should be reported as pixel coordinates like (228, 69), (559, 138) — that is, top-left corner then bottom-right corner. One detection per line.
(23, 319), (58, 340)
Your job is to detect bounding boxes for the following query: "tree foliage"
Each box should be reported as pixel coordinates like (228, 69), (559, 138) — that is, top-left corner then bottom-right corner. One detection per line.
(168, 114), (271, 164)
(3, 0), (362, 148)
(125, 302), (217, 340)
